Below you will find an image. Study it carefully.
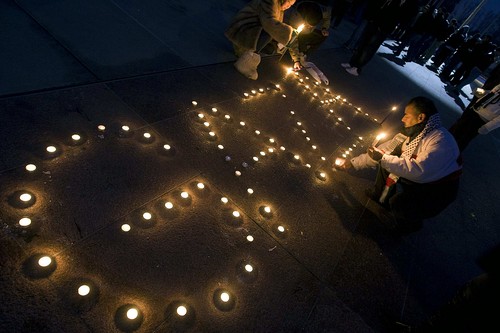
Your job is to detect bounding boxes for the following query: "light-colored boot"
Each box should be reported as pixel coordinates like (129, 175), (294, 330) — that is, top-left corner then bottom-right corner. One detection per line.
(234, 51), (261, 80)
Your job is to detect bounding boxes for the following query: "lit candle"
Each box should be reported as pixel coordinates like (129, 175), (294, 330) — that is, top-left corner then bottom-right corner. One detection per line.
(220, 292), (230, 302)
(192, 101), (198, 106)
(71, 134), (81, 141)
(19, 217), (31, 226)
(97, 125), (106, 131)
(212, 107), (218, 113)
(121, 224), (131, 232)
(25, 164), (36, 172)
(143, 212), (152, 220)
(165, 201), (173, 209)
(335, 158), (345, 166)
(181, 192), (189, 199)
(164, 144), (171, 150)
(126, 308), (139, 320)
(232, 211), (240, 218)
(218, 144), (224, 149)
(277, 226), (285, 233)
(245, 264), (253, 272)
(38, 256), (51, 267)
(197, 182), (205, 189)
(247, 188), (254, 194)
(177, 306), (187, 316)
(19, 193), (32, 202)
(246, 235), (254, 242)
(46, 146), (56, 153)
(221, 197), (228, 204)
(121, 125), (130, 132)
(78, 284), (90, 296)
(372, 132), (387, 146)
(143, 132), (151, 139)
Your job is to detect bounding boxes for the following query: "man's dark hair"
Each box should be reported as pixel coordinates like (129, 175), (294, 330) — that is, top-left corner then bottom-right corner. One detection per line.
(297, 2), (323, 26)
(407, 96), (438, 116)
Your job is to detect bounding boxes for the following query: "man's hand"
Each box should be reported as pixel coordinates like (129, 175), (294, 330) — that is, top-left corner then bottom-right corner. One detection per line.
(293, 61), (302, 70)
(367, 146), (384, 161)
(321, 28), (329, 37)
(334, 158), (352, 170)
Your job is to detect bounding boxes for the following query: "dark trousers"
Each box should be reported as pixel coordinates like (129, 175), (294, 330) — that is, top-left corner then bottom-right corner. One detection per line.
(349, 22), (387, 72)
(448, 106), (485, 152)
(373, 165), (460, 229)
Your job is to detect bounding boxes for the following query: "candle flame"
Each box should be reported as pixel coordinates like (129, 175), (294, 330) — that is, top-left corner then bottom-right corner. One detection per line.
(376, 132), (387, 141)
(297, 24), (305, 33)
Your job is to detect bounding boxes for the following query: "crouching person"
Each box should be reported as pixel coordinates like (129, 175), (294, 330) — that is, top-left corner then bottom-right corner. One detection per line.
(336, 96), (462, 234)
(225, 0), (297, 80)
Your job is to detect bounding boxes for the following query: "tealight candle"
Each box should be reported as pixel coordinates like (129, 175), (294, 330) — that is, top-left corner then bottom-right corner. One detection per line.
(232, 211), (240, 218)
(25, 164), (36, 172)
(164, 144), (171, 150)
(246, 235), (254, 242)
(19, 217), (31, 226)
(218, 145), (224, 149)
(203, 122), (210, 127)
(192, 101), (198, 106)
(143, 132), (151, 139)
(197, 182), (205, 189)
(247, 188), (254, 194)
(212, 107), (218, 113)
(38, 256), (52, 267)
(177, 306), (187, 317)
(239, 121), (246, 126)
(255, 130), (261, 135)
(209, 131), (215, 137)
(19, 193), (32, 202)
(198, 113), (204, 119)
(221, 197), (228, 204)
(235, 170), (241, 176)
(127, 308), (139, 320)
(121, 224), (131, 232)
(143, 212), (152, 220)
(46, 146), (57, 153)
(245, 264), (253, 272)
(165, 202), (173, 209)
(220, 292), (230, 302)
(252, 157), (259, 162)
(78, 285), (90, 296)
(181, 192), (189, 199)
(121, 125), (130, 132)
(97, 125), (106, 131)
(71, 134), (81, 141)
(277, 226), (285, 233)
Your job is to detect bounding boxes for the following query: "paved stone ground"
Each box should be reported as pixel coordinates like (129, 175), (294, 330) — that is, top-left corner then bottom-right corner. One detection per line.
(1, 1), (499, 332)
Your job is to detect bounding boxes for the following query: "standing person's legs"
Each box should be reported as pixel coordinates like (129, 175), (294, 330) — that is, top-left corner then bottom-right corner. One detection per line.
(448, 106), (485, 152)
(350, 28), (386, 72)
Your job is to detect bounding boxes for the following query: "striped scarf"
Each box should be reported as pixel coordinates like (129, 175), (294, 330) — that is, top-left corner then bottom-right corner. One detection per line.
(378, 113), (442, 203)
